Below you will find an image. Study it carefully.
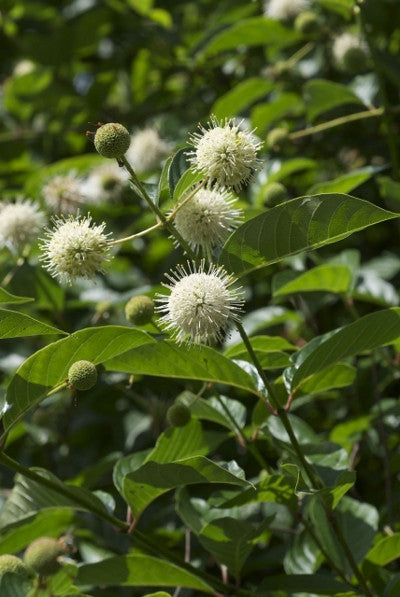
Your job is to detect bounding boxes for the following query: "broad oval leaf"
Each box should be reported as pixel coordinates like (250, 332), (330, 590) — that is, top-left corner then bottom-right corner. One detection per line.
(289, 308), (400, 390)
(77, 554), (213, 594)
(0, 308), (65, 339)
(273, 264), (352, 297)
(212, 77), (273, 120)
(3, 327), (155, 434)
(308, 165), (384, 195)
(0, 288), (33, 305)
(173, 167), (204, 202)
(219, 194), (398, 276)
(168, 148), (190, 198)
(304, 79), (364, 122)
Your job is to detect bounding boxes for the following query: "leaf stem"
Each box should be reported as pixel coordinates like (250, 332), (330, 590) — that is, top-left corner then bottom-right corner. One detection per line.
(289, 107), (384, 141)
(286, 41), (315, 66)
(120, 156), (198, 259)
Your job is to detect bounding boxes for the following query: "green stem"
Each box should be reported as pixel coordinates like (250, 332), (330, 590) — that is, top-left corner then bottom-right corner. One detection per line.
(121, 156), (197, 259)
(289, 107), (384, 141)
(108, 221), (163, 246)
(286, 41), (315, 66)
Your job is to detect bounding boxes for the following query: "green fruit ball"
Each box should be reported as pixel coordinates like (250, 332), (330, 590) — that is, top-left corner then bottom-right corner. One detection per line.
(263, 182), (289, 207)
(68, 360), (98, 391)
(167, 403), (191, 427)
(342, 46), (368, 73)
(24, 537), (64, 577)
(125, 295), (155, 326)
(294, 11), (319, 36)
(94, 123), (131, 159)
(0, 554), (30, 579)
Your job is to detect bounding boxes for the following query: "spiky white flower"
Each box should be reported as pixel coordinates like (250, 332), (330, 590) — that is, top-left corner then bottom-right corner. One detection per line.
(264, 0), (309, 21)
(0, 199), (46, 252)
(81, 163), (129, 203)
(42, 174), (84, 214)
(174, 187), (242, 258)
(189, 117), (262, 191)
(332, 33), (368, 71)
(156, 261), (243, 345)
(39, 214), (111, 284)
(125, 127), (171, 173)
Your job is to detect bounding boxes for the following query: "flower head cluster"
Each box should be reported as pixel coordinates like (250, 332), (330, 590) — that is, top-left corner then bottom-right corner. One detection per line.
(81, 163), (129, 203)
(174, 187), (241, 257)
(156, 261), (243, 345)
(39, 214), (111, 284)
(0, 199), (46, 252)
(264, 0), (309, 21)
(332, 32), (368, 72)
(125, 127), (171, 173)
(42, 174), (83, 214)
(189, 117), (262, 191)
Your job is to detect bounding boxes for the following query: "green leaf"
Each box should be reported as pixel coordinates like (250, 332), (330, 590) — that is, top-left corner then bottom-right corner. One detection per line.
(190, 395), (246, 432)
(0, 288), (32, 305)
(9, 263), (65, 311)
(353, 272), (399, 307)
(105, 340), (262, 397)
(308, 166), (383, 195)
(0, 510), (73, 554)
(168, 148), (190, 198)
(157, 155), (173, 203)
(273, 264), (352, 297)
(304, 79), (364, 122)
(173, 167), (204, 202)
(284, 530), (321, 574)
(297, 363), (356, 395)
(225, 335), (296, 357)
(76, 554), (213, 593)
(3, 327), (154, 434)
(0, 308), (65, 339)
(220, 474), (298, 510)
(122, 456), (250, 518)
(266, 158), (317, 184)
(251, 93), (304, 135)
(199, 17), (300, 58)
(366, 533), (400, 566)
(0, 468), (110, 533)
(257, 573), (354, 594)
(313, 0), (354, 19)
(219, 194), (398, 276)
(212, 78), (274, 120)
(0, 573), (34, 597)
(289, 308), (400, 390)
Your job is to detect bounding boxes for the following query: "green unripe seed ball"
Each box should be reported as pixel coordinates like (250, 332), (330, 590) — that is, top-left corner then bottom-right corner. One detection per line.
(125, 295), (155, 326)
(167, 403), (191, 427)
(68, 360), (97, 391)
(24, 537), (64, 577)
(263, 182), (289, 207)
(294, 11), (319, 36)
(94, 123), (131, 159)
(342, 46), (368, 73)
(267, 128), (289, 150)
(0, 554), (30, 579)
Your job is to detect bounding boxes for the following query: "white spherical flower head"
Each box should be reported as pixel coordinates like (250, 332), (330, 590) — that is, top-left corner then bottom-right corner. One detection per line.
(156, 262), (244, 345)
(40, 214), (111, 284)
(189, 117), (262, 191)
(81, 163), (129, 203)
(0, 199), (46, 252)
(174, 188), (242, 258)
(42, 174), (83, 214)
(125, 127), (171, 173)
(264, 0), (309, 20)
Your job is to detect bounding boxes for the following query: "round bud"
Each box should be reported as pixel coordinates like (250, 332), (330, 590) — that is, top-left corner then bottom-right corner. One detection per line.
(0, 554), (30, 579)
(267, 128), (289, 151)
(125, 295), (155, 326)
(166, 403), (191, 427)
(68, 360), (97, 391)
(342, 46), (368, 73)
(24, 537), (64, 577)
(94, 123), (131, 159)
(294, 11), (319, 36)
(263, 182), (289, 207)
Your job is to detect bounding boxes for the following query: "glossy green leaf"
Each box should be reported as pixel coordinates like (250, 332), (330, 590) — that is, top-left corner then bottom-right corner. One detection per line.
(366, 533), (400, 566)
(0, 468), (110, 533)
(190, 395), (246, 432)
(212, 77), (273, 120)
(353, 272), (399, 306)
(0, 510), (73, 554)
(308, 166), (382, 195)
(3, 327), (154, 434)
(284, 530), (321, 574)
(173, 167), (204, 202)
(304, 79), (364, 122)
(168, 148), (190, 197)
(297, 362), (356, 395)
(0, 308), (65, 339)
(157, 155), (173, 203)
(273, 264), (352, 297)
(225, 335), (296, 358)
(220, 474), (298, 510)
(122, 456), (250, 518)
(199, 17), (300, 58)
(219, 194), (398, 276)
(77, 554), (213, 593)
(105, 340), (262, 397)
(289, 308), (400, 390)
(0, 288), (32, 305)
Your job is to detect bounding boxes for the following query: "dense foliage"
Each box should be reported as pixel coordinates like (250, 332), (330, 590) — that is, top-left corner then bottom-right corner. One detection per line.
(1, 0), (400, 595)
